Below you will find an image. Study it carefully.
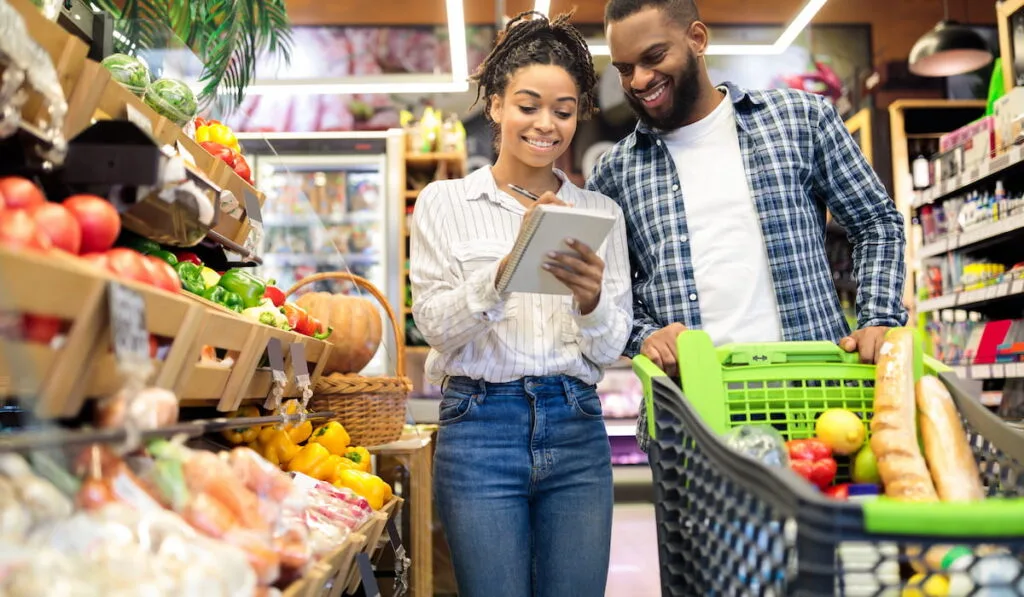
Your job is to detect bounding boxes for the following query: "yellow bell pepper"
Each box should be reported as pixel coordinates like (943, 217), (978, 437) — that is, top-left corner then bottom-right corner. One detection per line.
(195, 122), (240, 152)
(220, 405), (262, 444)
(343, 446), (372, 473)
(257, 427), (300, 468)
(309, 421), (350, 456)
(325, 455), (359, 484)
(334, 469), (391, 510)
(281, 399), (313, 444)
(287, 443), (338, 481)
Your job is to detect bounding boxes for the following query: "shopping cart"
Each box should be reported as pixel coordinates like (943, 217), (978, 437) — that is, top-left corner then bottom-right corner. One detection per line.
(633, 329), (1024, 596)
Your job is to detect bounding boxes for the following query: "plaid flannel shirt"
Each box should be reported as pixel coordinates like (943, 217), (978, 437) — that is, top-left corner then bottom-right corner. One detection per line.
(586, 82), (907, 451)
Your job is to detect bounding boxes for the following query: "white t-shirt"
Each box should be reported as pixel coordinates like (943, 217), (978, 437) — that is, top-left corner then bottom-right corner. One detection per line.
(659, 90), (783, 345)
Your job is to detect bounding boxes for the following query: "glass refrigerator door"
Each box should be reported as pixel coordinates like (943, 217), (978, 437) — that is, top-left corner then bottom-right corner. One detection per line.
(252, 154), (392, 375)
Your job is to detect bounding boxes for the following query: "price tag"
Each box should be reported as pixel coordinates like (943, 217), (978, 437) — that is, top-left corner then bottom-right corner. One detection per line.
(992, 364), (1005, 379)
(972, 364), (992, 379)
(997, 283), (1011, 298)
(356, 552), (381, 597)
(289, 342), (309, 386)
(1016, 363), (1024, 378)
(953, 366), (967, 378)
(242, 187), (263, 224)
(267, 337), (286, 383)
(108, 282), (149, 363)
(1013, 280), (1024, 295)
(125, 104), (153, 136)
(986, 285), (999, 300)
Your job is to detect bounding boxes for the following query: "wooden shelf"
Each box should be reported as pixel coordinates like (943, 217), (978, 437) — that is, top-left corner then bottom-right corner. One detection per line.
(405, 151), (464, 164)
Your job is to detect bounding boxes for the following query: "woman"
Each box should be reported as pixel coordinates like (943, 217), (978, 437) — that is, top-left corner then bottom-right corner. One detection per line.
(409, 10), (633, 597)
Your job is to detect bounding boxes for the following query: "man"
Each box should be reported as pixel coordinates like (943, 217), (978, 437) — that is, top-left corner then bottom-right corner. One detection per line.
(586, 0), (907, 445)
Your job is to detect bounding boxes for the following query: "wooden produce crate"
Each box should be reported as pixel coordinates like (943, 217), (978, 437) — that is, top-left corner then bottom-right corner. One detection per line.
(343, 496), (404, 595)
(0, 247), (206, 418)
(282, 533), (368, 597)
(177, 307), (267, 411)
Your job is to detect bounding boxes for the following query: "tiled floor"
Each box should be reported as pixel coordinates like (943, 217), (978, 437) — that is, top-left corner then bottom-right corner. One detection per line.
(606, 503), (660, 597)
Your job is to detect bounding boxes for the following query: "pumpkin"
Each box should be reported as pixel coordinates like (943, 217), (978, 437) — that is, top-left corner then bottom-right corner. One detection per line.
(296, 292), (382, 374)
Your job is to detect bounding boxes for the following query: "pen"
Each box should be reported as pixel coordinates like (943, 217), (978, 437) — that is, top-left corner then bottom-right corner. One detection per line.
(508, 184), (541, 201)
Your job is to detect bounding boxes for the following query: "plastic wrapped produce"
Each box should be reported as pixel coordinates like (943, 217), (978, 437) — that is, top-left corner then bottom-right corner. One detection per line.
(723, 424), (790, 468)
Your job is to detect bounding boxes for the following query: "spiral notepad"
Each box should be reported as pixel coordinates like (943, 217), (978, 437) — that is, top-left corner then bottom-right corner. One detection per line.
(496, 204), (616, 295)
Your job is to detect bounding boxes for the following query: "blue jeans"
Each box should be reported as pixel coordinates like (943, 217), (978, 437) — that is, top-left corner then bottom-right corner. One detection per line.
(434, 375), (613, 597)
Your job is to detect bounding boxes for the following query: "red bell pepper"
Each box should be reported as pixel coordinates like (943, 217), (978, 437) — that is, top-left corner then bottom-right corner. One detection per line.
(308, 315), (332, 340)
(174, 251), (202, 266)
(785, 439), (837, 489)
(231, 152), (253, 185)
(263, 281), (285, 307)
(199, 141), (237, 167)
(281, 303), (313, 335)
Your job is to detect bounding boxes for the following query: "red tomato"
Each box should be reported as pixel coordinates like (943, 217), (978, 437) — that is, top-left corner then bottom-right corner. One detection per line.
(79, 252), (110, 272)
(28, 203), (82, 254)
(0, 177), (45, 210)
(142, 255), (181, 292)
(0, 210), (51, 251)
(105, 248), (152, 285)
(22, 314), (62, 344)
(62, 195), (121, 254)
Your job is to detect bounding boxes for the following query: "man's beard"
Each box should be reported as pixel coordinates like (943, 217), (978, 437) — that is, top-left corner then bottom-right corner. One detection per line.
(626, 51), (701, 132)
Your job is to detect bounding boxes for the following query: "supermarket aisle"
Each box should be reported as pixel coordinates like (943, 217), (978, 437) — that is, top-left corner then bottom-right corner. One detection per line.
(607, 503), (660, 597)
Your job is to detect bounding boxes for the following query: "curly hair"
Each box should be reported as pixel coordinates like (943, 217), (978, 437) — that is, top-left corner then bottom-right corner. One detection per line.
(470, 10), (599, 127)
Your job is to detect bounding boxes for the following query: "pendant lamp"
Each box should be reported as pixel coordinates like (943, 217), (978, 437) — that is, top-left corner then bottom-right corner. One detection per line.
(908, 0), (993, 77)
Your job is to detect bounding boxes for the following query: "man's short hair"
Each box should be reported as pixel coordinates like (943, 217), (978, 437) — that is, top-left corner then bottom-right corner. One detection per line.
(604, 0), (700, 28)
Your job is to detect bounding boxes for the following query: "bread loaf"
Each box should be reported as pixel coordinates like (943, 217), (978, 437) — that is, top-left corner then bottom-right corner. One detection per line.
(916, 375), (985, 501)
(869, 328), (939, 502)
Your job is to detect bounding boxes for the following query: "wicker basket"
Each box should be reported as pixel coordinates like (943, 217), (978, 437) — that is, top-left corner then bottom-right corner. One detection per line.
(284, 272), (412, 447)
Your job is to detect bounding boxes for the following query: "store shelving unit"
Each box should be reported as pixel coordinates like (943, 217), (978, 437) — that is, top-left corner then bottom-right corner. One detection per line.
(398, 149), (467, 383)
(889, 99), (988, 306)
(907, 114), (1024, 420)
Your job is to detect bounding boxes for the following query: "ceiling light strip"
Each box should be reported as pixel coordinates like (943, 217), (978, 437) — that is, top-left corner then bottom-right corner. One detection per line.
(240, 0), (470, 96)
(589, 0), (828, 57)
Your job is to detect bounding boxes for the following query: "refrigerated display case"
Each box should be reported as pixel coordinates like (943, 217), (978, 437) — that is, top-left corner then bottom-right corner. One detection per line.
(236, 131), (405, 376)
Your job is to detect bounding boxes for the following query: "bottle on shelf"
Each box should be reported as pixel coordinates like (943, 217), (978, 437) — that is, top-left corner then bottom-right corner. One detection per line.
(912, 141), (932, 191)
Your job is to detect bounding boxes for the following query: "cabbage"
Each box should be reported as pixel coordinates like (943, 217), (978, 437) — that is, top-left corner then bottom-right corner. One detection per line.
(100, 53), (150, 94)
(143, 79), (198, 126)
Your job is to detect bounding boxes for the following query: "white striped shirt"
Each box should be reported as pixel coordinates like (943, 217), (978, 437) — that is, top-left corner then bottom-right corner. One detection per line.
(410, 166), (633, 386)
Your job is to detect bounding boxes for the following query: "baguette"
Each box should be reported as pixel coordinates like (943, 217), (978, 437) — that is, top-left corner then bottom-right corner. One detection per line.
(869, 328), (939, 502)
(916, 375), (985, 501)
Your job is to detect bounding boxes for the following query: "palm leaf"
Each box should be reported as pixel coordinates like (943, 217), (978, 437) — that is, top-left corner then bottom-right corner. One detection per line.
(93, 0), (292, 113)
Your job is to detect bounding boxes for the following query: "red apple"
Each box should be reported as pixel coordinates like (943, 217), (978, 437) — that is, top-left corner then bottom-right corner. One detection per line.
(28, 203), (82, 254)
(0, 210), (51, 251)
(0, 177), (45, 210)
(62, 195), (120, 254)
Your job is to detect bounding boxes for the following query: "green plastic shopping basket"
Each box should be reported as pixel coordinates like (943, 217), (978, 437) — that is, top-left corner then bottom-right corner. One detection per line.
(633, 329), (1024, 596)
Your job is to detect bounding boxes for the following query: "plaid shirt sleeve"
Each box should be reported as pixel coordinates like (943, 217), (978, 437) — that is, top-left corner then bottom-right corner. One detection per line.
(811, 97), (908, 330)
(586, 153), (664, 358)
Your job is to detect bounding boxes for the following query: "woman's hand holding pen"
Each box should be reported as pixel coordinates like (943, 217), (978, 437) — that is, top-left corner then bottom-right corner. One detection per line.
(496, 191), (568, 284)
(514, 191), (605, 316)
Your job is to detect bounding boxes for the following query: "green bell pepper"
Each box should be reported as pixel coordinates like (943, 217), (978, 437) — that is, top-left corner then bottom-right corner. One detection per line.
(173, 261), (206, 295)
(218, 268), (266, 310)
(149, 250), (178, 266)
(201, 285), (244, 313)
(124, 237), (160, 255)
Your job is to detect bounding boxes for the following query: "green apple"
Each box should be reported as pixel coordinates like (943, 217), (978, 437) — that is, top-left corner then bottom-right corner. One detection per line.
(852, 444), (880, 484)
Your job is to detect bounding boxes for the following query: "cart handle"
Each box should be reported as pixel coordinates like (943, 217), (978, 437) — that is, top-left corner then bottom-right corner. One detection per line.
(863, 498), (1024, 538)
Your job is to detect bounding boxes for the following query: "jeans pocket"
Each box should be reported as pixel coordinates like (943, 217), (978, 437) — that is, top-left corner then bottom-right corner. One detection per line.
(438, 391), (476, 426)
(569, 386), (604, 420)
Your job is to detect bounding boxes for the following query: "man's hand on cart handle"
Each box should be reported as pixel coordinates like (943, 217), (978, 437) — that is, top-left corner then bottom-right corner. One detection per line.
(839, 326), (891, 364)
(641, 323), (688, 377)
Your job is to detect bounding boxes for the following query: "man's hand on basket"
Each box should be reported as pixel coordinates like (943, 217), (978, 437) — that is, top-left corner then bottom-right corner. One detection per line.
(839, 326), (890, 364)
(641, 323), (688, 377)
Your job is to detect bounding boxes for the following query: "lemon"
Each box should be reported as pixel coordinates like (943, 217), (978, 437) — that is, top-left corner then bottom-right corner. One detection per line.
(901, 573), (949, 596)
(814, 409), (866, 455)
